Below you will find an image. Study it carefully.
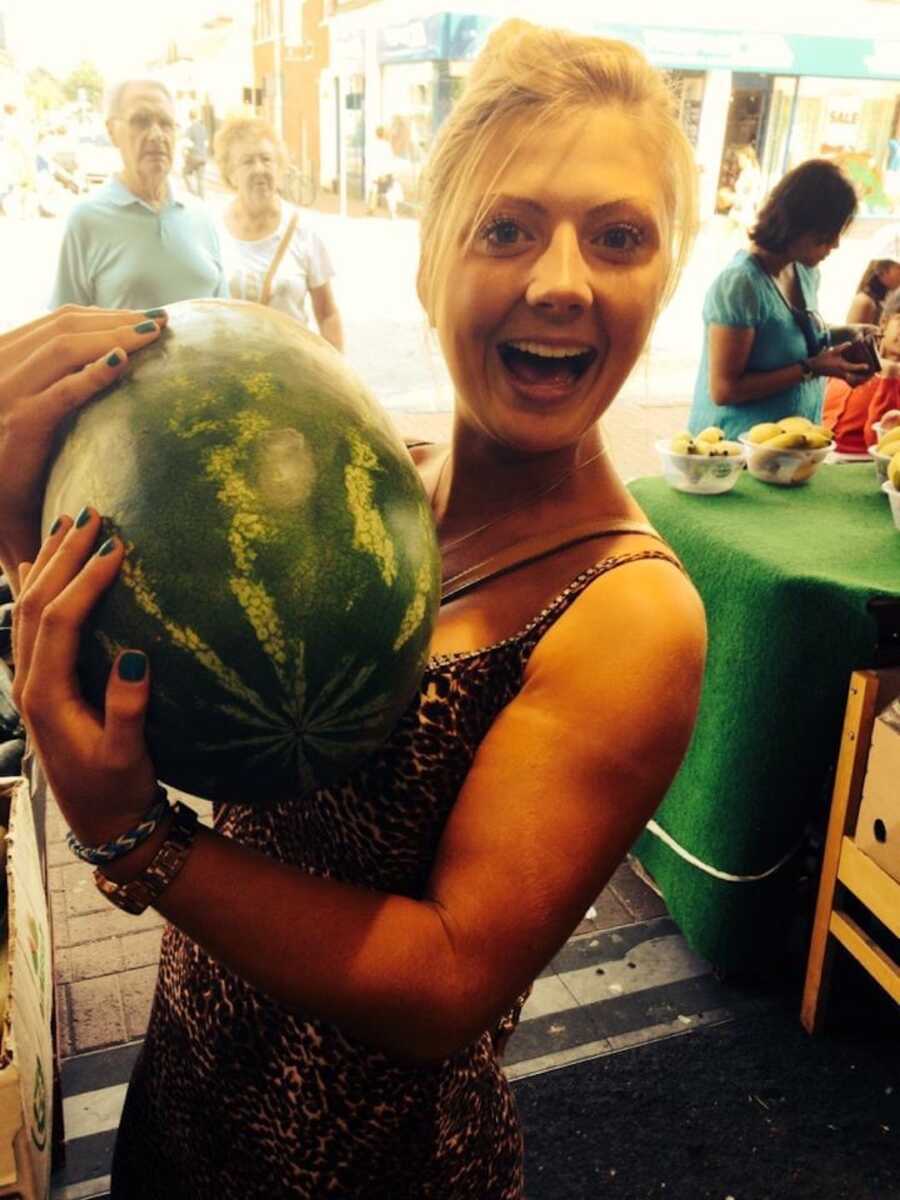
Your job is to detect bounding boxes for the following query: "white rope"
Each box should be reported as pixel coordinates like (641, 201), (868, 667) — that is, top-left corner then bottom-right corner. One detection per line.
(644, 819), (804, 883)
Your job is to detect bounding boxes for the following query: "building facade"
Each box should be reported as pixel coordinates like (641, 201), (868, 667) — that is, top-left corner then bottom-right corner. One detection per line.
(253, 0), (330, 192)
(320, 1), (900, 220)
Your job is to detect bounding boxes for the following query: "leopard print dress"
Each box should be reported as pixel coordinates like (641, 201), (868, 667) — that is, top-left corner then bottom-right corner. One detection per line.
(110, 553), (671, 1199)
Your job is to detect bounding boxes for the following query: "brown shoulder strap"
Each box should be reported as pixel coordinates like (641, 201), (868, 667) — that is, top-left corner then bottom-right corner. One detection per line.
(260, 209), (300, 306)
(440, 518), (672, 604)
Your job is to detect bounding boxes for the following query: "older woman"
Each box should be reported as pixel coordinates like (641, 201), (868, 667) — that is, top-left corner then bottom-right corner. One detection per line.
(214, 115), (343, 350)
(2, 19), (704, 1198)
(689, 159), (876, 441)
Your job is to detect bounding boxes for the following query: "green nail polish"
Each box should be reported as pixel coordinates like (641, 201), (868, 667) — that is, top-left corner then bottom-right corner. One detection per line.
(118, 651), (146, 682)
(106, 352), (121, 367)
(143, 308), (166, 318)
(134, 320), (157, 334)
(49, 516), (63, 535)
(75, 506), (91, 528)
(97, 537), (117, 556)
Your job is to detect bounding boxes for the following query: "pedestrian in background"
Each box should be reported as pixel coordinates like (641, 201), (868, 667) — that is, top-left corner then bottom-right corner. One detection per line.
(214, 114), (343, 351)
(366, 124), (399, 218)
(689, 159), (876, 441)
(1, 18), (705, 1198)
(182, 108), (208, 199)
(49, 79), (226, 310)
(846, 244), (900, 325)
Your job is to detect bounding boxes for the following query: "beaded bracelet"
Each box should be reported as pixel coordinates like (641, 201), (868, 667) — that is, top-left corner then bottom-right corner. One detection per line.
(66, 786), (172, 865)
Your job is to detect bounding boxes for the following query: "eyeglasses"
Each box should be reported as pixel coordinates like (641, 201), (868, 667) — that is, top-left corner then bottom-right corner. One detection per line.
(111, 111), (175, 133)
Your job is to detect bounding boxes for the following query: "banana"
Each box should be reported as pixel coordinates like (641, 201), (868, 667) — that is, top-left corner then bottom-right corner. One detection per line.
(778, 416), (815, 432)
(745, 422), (783, 444)
(804, 432), (832, 450)
(670, 435), (698, 455)
(889, 450), (900, 491)
(877, 428), (900, 454)
(763, 431), (809, 449)
(696, 425), (725, 444)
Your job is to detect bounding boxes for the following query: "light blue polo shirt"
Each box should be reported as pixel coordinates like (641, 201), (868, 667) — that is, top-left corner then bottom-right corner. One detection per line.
(49, 176), (228, 310)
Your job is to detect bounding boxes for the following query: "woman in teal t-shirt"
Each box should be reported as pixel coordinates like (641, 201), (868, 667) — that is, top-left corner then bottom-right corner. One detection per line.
(689, 159), (877, 441)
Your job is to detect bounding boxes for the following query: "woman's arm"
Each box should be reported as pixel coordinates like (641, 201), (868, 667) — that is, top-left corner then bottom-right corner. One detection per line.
(846, 293), (878, 326)
(0, 308), (166, 590)
(310, 282), (344, 352)
(15, 527), (705, 1062)
(707, 324), (875, 407)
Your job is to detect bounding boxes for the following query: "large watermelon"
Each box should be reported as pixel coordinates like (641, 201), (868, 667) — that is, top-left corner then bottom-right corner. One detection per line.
(42, 300), (441, 804)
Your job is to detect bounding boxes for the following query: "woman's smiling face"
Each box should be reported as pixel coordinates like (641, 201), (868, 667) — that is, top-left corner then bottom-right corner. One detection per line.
(434, 106), (671, 454)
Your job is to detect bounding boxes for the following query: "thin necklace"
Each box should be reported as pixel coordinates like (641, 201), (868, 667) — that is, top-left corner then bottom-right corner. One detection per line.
(433, 441), (609, 555)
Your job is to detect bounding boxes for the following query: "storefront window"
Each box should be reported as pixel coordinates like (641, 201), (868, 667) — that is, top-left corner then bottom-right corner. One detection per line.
(666, 70), (705, 147)
(778, 77), (900, 215)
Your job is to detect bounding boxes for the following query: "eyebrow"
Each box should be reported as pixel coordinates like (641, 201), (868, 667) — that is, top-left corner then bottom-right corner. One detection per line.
(489, 194), (659, 223)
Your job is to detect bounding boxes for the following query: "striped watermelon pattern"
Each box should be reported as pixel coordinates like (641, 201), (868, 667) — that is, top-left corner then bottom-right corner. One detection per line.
(42, 300), (441, 804)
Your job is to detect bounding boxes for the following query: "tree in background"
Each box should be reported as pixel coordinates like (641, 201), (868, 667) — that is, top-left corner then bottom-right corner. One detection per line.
(62, 61), (104, 112)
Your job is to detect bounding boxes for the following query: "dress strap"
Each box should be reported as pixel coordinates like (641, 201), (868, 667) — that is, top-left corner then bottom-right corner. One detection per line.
(440, 517), (670, 604)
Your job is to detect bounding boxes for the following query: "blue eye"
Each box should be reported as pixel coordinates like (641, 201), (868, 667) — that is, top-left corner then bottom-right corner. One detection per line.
(597, 224), (643, 252)
(477, 216), (530, 250)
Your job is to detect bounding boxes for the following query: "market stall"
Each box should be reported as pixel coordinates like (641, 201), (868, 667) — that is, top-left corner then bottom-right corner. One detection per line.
(626, 463), (900, 974)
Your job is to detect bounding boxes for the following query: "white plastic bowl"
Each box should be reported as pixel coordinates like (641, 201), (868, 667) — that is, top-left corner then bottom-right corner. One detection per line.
(883, 480), (900, 531)
(868, 443), (896, 486)
(654, 439), (744, 495)
(738, 435), (831, 487)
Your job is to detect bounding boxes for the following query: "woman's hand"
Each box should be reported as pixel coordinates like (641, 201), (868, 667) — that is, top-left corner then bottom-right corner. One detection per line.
(12, 507), (158, 848)
(0, 305), (167, 588)
(806, 341), (877, 385)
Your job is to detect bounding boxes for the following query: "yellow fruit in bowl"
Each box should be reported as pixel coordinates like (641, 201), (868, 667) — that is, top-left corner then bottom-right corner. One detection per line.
(670, 435), (698, 455)
(746, 422), (783, 444)
(877, 428), (900, 454)
(704, 440), (743, 458)
(778, 416), (815, 432)
(764, 430), (809, 450)
(696, 425), (725, 444)
(804, 431), (832, 450)
(889, 450), (900, 491)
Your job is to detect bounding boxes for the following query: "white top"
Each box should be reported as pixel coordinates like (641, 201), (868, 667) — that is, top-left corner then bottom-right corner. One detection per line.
(219, 206), (335, 326)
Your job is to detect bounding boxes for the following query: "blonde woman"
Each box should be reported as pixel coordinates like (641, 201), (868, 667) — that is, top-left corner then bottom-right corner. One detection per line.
(214, 114), (343, 350)
(1, 19), (704, 1197)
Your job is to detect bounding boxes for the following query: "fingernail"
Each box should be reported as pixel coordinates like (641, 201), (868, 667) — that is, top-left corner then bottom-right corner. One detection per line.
(106, 351), (121, 367)
(97, 537), (117, 557)
(75, 506), (92, 529)
(118, 651), (146, 682)
(143, 308), (166, 318)
(134, 320), (158, 334)
(49, 515), (64, 535)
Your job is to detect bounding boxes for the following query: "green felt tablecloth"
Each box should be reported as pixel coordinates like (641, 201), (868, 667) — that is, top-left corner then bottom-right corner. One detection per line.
(627, 464), (900, 973)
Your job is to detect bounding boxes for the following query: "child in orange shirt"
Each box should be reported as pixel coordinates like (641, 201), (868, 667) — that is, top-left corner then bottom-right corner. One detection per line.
(824, 294), (900, 453)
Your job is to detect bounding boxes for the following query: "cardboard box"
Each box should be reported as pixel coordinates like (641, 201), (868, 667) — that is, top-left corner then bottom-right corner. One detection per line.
(0, 776), (53, 1200)
(855, 687), (900, 886)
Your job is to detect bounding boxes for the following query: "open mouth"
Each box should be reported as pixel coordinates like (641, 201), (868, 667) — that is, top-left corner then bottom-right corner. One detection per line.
(498, 339), (597, 391)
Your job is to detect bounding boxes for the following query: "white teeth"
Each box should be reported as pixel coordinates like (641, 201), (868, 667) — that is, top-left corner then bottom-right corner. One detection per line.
(506, 340), (591, 359)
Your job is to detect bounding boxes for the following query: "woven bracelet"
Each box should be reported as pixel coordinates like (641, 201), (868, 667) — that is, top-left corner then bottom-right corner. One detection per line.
(67, 786), (172, 865)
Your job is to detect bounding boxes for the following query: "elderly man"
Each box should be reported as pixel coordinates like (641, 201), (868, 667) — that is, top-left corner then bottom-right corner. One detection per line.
(50, 79), (226, 308)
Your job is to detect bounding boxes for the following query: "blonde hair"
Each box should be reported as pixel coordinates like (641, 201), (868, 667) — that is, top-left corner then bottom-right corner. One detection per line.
(213, 115), (288, 190)
(417, 19), (699, 324)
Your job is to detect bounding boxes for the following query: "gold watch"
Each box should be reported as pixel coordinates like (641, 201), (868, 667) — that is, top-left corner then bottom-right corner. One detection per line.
(94, 802), (199, 915)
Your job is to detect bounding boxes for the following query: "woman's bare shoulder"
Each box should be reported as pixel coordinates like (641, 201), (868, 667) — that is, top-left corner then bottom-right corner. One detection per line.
(528, 549), (706, 688)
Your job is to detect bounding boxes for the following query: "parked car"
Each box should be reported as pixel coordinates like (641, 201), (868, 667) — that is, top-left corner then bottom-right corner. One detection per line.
(77, 131), (119, 185)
